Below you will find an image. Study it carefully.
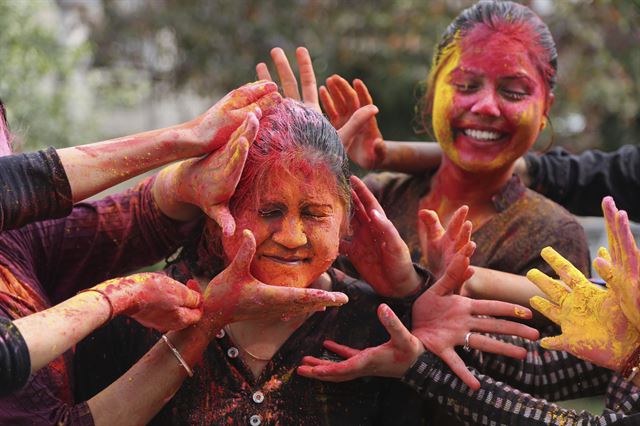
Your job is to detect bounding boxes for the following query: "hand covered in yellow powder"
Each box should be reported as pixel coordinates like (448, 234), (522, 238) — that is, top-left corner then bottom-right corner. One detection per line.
(593, 196), (640, 332)
(528, 246), (640, 371)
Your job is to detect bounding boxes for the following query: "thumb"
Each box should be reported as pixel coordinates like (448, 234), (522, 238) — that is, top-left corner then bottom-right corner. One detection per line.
(206, 205), (236, 237)
(418, 209), (445, 241)
(230, 229), (256, 274)
(539, 335), (566, 352)
(337, 105), (379, 147)
(377, 304), (413, 349)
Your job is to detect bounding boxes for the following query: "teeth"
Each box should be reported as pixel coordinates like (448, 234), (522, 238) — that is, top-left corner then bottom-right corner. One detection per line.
(463, 129), (502, 141)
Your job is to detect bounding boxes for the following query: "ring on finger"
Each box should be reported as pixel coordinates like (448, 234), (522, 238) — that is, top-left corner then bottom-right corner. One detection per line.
(463, 332), (474, 352)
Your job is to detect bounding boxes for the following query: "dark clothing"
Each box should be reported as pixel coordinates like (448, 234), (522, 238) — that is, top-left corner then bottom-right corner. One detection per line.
(0, 178), (192, 425)
(0, 147), (72, 232)
(75, 267), (428, 426)
(0, 317), (30, 397)
(402, 348), (640, 425)
(526, 145), (640, 220)
(363, 172), (591, 278)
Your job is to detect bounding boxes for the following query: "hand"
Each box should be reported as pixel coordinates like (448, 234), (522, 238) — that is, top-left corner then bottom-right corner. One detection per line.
(297, 303), (424, 381)
(199, 230), (349, 336)
(94, 273), (202, 332)
(256, 46), (321, 112)
(340, 176), (421, 298)
(320, 76), (385, 169)
(528, 246), (640, 371)
(593, 196), (640, 331)
(171, 112), (259, 235)
(417, 206), (472, 280)
(413, 244), (540, 390)
(183, 80), (281, 154)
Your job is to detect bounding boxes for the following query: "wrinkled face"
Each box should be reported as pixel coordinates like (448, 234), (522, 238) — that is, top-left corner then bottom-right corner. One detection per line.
(221, 162), (345, 288)
(432, 26), (550, 172)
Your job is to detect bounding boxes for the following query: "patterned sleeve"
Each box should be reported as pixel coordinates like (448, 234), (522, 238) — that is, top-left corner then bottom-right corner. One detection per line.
(402, 351), (640, 425)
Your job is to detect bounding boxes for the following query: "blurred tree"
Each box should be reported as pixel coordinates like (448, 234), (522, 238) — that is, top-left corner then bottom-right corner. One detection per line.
(0, 0), (93, 151)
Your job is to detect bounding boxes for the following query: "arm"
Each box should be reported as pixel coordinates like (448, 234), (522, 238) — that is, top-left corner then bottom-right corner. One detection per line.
(523, 146), (640, 220)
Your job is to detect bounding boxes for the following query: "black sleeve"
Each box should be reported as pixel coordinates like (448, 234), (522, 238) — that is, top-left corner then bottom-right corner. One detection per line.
(0, 317), (31, 396)
(0, 147), (72, 231)
(525, 145), (640, 220)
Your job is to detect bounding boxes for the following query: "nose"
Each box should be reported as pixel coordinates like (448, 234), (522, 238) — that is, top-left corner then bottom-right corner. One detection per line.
(470, 91), (500, 117)
(272, 216), (308, 248)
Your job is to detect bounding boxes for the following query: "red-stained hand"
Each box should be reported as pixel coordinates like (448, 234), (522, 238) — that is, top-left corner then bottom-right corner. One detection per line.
(412, 244), (540, 390)
(340, 176), (422, 298)
(593, 196), (640, 331)
(172, 112), (259, 236)
(321, 76), (385, 169)
(256, 47), (321, 113)
(198, 230), (349, 336)
(183, 80), (281, 154)
(417, 206), (472, 280)
(297, 303), (424, 381)
(94, 273), (203, 333)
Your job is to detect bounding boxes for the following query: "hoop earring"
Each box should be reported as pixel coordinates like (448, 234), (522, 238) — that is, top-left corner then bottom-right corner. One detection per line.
(540, 115), (555, 153)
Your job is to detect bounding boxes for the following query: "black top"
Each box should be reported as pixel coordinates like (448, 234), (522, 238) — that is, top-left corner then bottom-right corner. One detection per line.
(0, 317), (30, 396)
(526, 145), (640, 220)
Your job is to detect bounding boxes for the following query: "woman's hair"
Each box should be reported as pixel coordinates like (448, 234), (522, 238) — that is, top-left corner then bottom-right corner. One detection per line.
(417, 0), (558, 133)
(168, 99), (351, 280)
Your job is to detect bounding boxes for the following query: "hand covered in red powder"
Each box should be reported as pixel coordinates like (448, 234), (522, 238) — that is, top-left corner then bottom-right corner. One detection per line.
(413, 244), (539, 390)
(340, 176), (422, 298)
(417, 206), (472, 280)
(320, 76), (385, 170)
(256, 47), (321, 113)
(94, 272), (202, 332)
(184, 80), (280, 154)
(593, 196), (640, 332)
(172, 112), (259, 235)
(528, 246), (640, 371)
(297, 303), (424, 381)
(199, 230), (349, 336)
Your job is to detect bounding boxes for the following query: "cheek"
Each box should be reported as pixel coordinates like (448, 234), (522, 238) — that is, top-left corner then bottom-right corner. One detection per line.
(309, 219), (342, 265)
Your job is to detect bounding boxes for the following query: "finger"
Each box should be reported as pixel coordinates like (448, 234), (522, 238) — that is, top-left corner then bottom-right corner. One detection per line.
(232, 80), (279, 105)
(377, 304), (414, 349)
(181, 281), (202, 308)
(430, 243), (474, 296)
(250, 91), (282, 117)
(602, 196), (619, 261)
(471, 299), (533, 320)
(539, 335), (567, 352)
(297, 363), (359, 382)
(255, 62), (272, 81)
(468, 334), (528, 359)
(350, 176), (386, 218)
(350, 188), (371, 225)
(443, 205), (469, 242)
(301, 355), (335, 366)
(173, 306), (203, 329)
(617, 211), (639, 275)
(332, 75), (360, 113)
(337, 105), (379, 147)
(454, 221), (473, 252)
(254, 285), (349, 312)
(230, 230), (257, 274)
(326, 75), (349, 117)
(470, 317), (540, 341)
(319, 85), (339, 124)
(370, 209), (407, 253)
(271, 47), (301, 100)
(529, 296), (562, 325)
(207, 206), (236, 237)
(418, 209), (445, 241)
(323, 340), (362, 358)
(296, 47), (320, 112)
(525, 268), (569, 305)
(440, 348), (481, 391)
(540, 247), (590, 289)
(353, 79), (374, 106)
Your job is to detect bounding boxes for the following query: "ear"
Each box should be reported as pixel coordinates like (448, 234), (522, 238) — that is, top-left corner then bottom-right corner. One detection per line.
(544, 92), (555, 118)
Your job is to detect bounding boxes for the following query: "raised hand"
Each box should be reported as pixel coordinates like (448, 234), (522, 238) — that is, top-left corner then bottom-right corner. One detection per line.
(412, 244), (539, 390)
(417, 206), (472, 279)
(92, 273), (203, 332)
(528, 246), (640, 371)
(593, 196), (640, 331)
(256, 47), (321, 112)
(320, 76), (385, 169)
(199, 230), (349, 336)
(297, 303), (424, 381)
(158, 112), (259, 235)
(340, 176), (422, 298)
(183, 80), (281, 154)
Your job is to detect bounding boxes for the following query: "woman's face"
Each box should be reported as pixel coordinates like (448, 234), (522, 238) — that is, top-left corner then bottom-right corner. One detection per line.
(221, 162), (345, 288)
(432, 26), (551, 173)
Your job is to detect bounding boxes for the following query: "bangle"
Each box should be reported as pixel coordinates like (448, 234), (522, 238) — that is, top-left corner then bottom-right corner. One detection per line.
(161, 334), (194, 377)
(620, 345), (640, 380)
(77, 288), (114, 326)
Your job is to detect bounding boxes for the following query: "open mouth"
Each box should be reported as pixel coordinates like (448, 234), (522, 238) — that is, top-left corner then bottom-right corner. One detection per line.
(459, 128), (507, 142)
(261, 255), (311, 265)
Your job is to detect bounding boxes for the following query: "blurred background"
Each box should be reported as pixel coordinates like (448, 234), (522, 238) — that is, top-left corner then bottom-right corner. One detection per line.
(1, 0), (638, 412)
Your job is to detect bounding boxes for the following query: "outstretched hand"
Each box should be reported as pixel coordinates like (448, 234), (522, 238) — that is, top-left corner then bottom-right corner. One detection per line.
(198, 230), (349, 336)
(340, 176), (421, 298)
(528, 246), (640, 371)
(417, 206), (472, 280)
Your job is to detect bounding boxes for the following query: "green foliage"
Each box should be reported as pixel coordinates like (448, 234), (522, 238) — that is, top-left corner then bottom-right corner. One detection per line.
(0, 0), (92, 151)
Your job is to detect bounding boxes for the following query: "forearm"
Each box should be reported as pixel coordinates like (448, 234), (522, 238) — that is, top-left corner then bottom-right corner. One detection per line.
(379, 141), (441, 174)
(58, 123), (201, 203)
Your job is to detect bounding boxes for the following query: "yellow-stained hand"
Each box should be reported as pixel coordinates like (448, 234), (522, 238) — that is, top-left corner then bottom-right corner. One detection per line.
(528, 246), (640, 371)
(593, 196), (640, 332)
